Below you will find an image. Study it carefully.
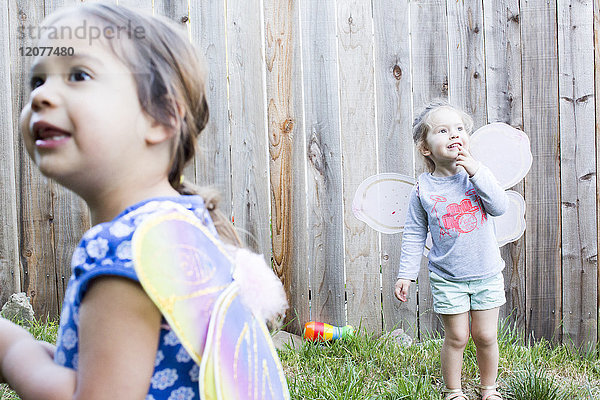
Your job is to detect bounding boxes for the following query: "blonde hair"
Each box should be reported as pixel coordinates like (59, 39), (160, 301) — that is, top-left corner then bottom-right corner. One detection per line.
(45, 3), (241, 246)
(412, 100), (474, 173)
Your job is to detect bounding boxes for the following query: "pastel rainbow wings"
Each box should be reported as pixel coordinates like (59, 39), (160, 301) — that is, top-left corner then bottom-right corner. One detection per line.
(132, 211), (290, 400)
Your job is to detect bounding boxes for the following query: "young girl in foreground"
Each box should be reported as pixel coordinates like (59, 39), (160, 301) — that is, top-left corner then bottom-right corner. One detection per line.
(0, 3), (287, 399)
(395, 101), (508, 400)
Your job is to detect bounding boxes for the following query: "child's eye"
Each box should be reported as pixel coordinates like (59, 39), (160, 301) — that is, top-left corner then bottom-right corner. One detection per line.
(458, 126), (464, 131)
(68, 69), (92, 82)
(439, 128), (447, 134)
(29, 76), (45, 90)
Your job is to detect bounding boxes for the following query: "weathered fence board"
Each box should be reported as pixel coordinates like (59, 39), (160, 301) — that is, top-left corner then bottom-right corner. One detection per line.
(263, 0), (308, 334)
(116, 0), (152, 14)
(9, 0), (60, 319)
(483, 0), (526, 330)
(595, 0), (600, 345)
(446, 0), (487, 127)
(0, 0), (20, 307)
(521, 1), (562, 342)
(2, 0), (600, 345)
(373, 0), (417, 336)
(225, 2), (271, 258)
(336, 0), (381, 334)
(410, 0), (449, 336)
(51, 188), (89, 313)
(154, 0), (188, 22)
(156, 0), (197, 184)
(189, 1), (232, 217)
(557, 0), (597, 346)
(44, 0), (81, 10)
(300, 0), (346, 327)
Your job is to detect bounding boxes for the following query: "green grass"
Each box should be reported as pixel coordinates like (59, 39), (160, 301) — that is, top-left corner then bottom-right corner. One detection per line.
(1, 318), (599, 399)
(279, 320), (600, 400)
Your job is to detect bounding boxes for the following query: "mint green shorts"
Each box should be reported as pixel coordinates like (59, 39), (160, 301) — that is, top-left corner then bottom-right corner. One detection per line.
(429, 271), (506, 315)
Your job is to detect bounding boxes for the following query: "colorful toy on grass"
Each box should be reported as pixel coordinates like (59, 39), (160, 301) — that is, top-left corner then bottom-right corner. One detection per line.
(304, 321), (355, 342)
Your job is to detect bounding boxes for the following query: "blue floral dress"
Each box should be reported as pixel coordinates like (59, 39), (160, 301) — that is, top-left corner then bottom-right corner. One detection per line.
(54, 196), (217, 400)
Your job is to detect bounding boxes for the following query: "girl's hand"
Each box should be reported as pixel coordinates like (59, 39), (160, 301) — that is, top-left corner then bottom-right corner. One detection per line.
(0, 277), (160, 400)
(0, 318), (33, 384)
(0, 317), (76, 398)
(394, 279), (411, 302)
(456, 144), (480, 177)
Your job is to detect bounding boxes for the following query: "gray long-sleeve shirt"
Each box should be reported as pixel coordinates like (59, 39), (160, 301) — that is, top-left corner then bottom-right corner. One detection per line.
(397, 165), (508, 282)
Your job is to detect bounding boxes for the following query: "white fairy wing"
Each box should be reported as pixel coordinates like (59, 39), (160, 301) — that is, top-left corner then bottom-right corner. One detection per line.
(354, 126), (531, 244)
(491, 190), (527, 247)
(352, 173), (416, 234)
(470, 122), (532, 189)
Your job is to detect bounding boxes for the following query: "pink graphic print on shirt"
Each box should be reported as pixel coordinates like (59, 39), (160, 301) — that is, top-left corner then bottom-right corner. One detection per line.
(442, 198), (480, 233)
(430, 189), (486, 239)
(466, 188), (487, 224)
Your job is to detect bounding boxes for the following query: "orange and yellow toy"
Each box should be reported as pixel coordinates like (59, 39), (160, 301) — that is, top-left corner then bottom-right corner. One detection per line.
(303, 321), (355, 342)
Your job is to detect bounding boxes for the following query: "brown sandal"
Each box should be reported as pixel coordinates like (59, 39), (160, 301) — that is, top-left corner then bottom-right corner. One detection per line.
(477, 384), (503, 400)
(442, 387), (468, 400)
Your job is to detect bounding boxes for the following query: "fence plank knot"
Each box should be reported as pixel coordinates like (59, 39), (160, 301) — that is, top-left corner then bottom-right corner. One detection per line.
(393, 65), (402, 80)
(281, 119), (294, 134)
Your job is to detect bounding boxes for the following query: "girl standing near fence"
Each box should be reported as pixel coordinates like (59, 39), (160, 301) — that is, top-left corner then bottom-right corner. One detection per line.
(394, 101), (508, 400)
(0, 3), (288, 399)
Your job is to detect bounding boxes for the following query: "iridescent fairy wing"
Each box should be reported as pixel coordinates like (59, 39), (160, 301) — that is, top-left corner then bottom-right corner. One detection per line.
(200, 284), (290, 400)
(132, 211), (289, 399)
(352, 173), (416, 234)
(132, 211), (234, 363)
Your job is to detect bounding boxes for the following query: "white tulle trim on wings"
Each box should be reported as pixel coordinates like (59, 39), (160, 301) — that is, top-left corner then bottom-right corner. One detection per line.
(230, 247), (288, 323)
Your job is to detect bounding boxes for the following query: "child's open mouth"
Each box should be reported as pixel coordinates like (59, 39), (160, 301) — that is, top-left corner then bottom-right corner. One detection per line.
(447, 143), (461, 149)
(33, 121), (71, 148)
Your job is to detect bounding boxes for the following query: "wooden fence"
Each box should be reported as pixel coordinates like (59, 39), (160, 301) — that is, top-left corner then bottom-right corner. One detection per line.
(0, 0), (598, 346)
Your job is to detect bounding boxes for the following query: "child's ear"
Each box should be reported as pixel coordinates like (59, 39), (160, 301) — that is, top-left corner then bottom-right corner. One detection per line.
(145, 122), (174, 145)
(145, 101), (185, 145)
(420, 144), (431, 157)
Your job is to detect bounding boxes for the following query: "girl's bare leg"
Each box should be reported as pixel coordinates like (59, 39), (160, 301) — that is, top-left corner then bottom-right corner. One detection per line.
(471, 307), (500, 397)
(440, 312), (470, 391)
